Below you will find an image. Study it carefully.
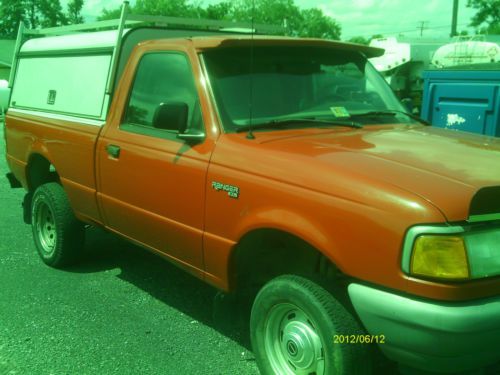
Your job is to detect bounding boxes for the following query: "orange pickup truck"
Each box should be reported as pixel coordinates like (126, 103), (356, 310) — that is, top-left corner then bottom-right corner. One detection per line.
(4, 13), (500, 375)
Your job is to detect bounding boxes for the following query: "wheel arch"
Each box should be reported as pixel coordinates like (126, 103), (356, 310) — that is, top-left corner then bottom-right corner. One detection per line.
(22, 153), (61, 224)
(25, 153), (60, 192)
(228, 226), (345, 294)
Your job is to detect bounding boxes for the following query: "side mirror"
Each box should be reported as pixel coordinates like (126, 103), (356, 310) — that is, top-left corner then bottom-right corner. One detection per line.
(153, 102), (188, 132)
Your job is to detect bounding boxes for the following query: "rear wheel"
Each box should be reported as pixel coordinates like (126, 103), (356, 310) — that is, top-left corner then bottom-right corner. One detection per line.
(31, 182), (84, 267)
(250, 275), (372, 375)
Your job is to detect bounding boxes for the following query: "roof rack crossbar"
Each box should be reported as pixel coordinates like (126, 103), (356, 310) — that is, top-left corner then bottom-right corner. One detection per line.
(21, 3), (283, 37)
(127, 14), (283, 33)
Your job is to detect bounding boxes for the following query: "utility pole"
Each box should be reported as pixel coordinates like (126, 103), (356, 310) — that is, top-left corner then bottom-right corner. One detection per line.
(418, 21), (428, 36)
(451, 0), (459, 36)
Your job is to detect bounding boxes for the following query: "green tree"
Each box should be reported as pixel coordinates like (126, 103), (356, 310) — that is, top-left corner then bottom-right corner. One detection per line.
(0, 0), (77, 33)
(98, 0), (202, 20)
(296, 8), (340, 39)
(97, 0), (341, 39)
(39, 0), (67, 27)
(221, 0), (341, 39)
(134, 0), (201, 17)
(347, 36), (369, 45)
(25, 0), (40, 29)
(229, 0), (302, 35)
(67, 0), (84, 24)
(0, 0), (25, 37)
(467, 0), (500, 33)
(98, 7), (122, 21)
(204, 1), (233, 20)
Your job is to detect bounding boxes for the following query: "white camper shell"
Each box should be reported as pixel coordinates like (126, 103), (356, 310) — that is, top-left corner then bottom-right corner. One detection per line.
(11, 30), (119, 120)
(8, 3), (281, 122)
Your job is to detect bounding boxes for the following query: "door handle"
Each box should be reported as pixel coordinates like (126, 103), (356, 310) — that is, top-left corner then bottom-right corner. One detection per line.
(106, 144), (121, 158)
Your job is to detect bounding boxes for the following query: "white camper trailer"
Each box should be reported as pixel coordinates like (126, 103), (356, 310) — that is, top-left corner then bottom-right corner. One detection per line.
(431, 36), (500, 68)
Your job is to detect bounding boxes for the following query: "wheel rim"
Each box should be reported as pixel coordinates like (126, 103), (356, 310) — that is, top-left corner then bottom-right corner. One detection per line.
(35, 200), (57, 255)
(264, 303), (325, 375)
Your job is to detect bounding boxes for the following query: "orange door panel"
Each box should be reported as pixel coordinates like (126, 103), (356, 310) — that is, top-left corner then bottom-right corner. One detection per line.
(95, 48), (216, 271)
(96, 130), (210, 269)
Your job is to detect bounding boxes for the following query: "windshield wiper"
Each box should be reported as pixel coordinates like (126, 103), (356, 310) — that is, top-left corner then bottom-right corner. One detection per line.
(349, 110), (431, 126)
(235, 117), (363, 134)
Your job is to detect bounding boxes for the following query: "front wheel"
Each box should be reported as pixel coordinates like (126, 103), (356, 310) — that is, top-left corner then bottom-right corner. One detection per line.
(31, 182), (85, 267)
(250, 275), (372, 375)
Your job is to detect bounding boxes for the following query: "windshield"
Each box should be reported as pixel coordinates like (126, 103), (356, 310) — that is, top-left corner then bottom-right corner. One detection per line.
(202, 45), (414, 132)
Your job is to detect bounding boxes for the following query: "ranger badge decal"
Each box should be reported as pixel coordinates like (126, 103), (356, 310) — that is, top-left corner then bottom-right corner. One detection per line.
(212, 181), (240, 199)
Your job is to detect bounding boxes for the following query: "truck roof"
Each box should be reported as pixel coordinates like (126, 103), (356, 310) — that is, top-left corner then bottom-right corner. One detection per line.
(20, 30), (384, 59)
(11, 27), (383, 123)
(189, 36), (384, 58)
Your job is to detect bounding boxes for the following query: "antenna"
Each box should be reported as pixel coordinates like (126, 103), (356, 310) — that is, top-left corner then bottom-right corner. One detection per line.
(246, 0), (256, 140)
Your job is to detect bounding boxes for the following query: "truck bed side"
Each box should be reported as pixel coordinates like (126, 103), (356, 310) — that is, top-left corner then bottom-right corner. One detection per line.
(5, 110), (103, 224)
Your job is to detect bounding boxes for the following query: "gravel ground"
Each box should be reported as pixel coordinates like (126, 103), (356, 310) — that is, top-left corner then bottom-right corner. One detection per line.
(0, 120), (259, 375)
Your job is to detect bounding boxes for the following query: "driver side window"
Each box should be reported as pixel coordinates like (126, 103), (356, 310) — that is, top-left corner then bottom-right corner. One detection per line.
(122, 52), (202, 135)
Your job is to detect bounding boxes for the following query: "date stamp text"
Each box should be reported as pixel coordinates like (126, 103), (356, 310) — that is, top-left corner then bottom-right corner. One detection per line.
(333, 334), (385, 344)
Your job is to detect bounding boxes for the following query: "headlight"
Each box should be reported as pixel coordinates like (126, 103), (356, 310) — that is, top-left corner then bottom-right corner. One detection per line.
(464, 227), (500, 278)
(410, 235), (470, 280)
(402, 224), (500, 281)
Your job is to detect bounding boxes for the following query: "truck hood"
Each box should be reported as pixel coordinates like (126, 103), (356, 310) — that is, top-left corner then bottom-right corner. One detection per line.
(250, 124), (500, 221)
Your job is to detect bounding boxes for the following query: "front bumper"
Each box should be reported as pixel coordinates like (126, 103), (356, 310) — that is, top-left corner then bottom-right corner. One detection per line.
(348, 283), (500, 373)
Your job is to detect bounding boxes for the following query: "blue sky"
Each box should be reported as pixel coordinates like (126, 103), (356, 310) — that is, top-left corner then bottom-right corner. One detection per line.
(60, 0), (478, 40)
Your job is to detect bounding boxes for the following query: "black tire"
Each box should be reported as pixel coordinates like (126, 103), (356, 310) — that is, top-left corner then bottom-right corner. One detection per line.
(250, 275), (372, 375)
(31, 182), (85, 267)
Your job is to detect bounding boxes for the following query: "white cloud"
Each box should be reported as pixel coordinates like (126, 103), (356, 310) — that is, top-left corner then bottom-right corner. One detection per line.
(352, 0), (376, 9)
(83, 0), (124, 12)
(314, 0), (477, 38)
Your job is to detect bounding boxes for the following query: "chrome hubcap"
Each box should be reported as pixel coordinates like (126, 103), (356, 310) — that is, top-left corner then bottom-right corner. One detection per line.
(265, 303), (325, 375)
(35, 201), (56, 255)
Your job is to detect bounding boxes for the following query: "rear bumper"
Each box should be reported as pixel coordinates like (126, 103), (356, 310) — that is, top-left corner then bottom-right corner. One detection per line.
(348, 283), (500, 373)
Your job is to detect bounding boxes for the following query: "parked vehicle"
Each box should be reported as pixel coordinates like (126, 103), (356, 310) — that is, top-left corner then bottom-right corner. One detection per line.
(431, 35), (500, 68)
(369, 36), (449, 110)
(4, 5), (500, 375)
(420, 36), (500, 137)
(421, 64), (500, 137)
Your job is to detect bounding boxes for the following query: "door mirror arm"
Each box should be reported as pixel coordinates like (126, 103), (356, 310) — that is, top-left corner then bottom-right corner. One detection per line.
(177, 129), (205, 143)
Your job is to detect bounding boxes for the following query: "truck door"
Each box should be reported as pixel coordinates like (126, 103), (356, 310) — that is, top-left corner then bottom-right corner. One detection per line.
(96, 50), (215, 272)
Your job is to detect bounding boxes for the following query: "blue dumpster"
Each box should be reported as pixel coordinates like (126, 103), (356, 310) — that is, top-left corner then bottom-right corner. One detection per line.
(421, 66), (500, 137)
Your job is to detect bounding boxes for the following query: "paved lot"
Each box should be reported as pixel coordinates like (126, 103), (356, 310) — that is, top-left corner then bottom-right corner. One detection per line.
(0, 120), (259, 375)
